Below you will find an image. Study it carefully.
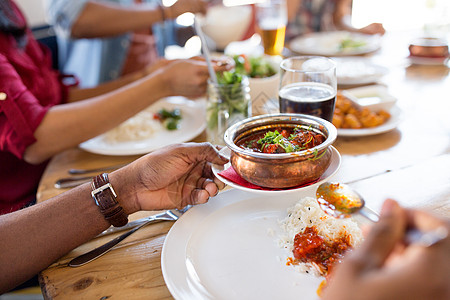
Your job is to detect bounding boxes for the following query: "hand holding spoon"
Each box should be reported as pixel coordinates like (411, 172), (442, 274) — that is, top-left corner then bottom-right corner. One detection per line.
(316, 182), (448, 247)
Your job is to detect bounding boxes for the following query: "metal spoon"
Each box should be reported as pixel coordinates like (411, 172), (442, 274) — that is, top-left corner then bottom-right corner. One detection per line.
(316, 182), (448, 247)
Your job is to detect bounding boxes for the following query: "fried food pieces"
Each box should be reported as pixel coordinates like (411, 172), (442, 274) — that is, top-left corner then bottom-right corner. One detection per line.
(332, 92), (390, 129)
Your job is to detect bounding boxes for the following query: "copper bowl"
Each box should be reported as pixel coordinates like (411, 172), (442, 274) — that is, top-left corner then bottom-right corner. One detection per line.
(224, 114), (337, 188)
(409, 37), (449, 58)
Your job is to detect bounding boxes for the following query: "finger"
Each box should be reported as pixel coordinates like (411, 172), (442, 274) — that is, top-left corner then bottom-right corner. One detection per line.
(352, 199), (407, 271)
(172, 142), (229, 166)
(198, 175), (222, 196)
(405, 209), (449, 232)
(190, 188), (210, 205)
(190, 142), (229, 165)
(405, 209), (450, 249)
(203, 180), (219, 197)
(190, 55), (205, 62)
(184, 162), (204, 189)
(213, 176), (226, 190)
(202, 161), (215, 179)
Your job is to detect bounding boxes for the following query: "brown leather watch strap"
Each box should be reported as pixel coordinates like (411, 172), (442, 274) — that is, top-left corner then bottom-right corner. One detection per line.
(91, 173), (128, 227)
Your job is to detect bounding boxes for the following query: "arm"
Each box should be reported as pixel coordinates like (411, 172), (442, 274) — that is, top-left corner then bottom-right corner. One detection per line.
(286, 0), (301, 22)
(70, 0), (206, 39)
(0, 142), (228, 293)
(333, 0), (385, 35)
(67, 59), (173, 101)
(23, 58), (228, 164)
(322, 199), (450, 300)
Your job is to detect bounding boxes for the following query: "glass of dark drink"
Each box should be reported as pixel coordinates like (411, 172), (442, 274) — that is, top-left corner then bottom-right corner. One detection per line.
(279, 56), (337, 122)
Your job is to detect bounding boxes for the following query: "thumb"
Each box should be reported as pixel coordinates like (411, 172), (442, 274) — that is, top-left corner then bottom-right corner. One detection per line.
(353, 199), (406, 272)
(180, 142), (228, 165)
(199, 142), (229, 165)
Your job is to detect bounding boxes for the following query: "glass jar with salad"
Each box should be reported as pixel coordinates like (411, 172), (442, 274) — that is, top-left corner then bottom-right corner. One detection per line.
(206, 71), (251, 146)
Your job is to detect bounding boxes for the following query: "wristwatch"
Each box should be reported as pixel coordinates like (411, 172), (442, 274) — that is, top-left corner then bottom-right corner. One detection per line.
(91, 173), (128, 227)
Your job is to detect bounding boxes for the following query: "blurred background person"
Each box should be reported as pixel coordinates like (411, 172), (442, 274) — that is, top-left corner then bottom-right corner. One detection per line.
(45, 0), (207, 87)
(0, 0), (229, 215)
(286, 0), (385, 40)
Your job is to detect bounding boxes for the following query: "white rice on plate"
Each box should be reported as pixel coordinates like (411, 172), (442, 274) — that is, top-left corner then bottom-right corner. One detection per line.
(278, 196), (363, 276)
(103, 107), (163, 143)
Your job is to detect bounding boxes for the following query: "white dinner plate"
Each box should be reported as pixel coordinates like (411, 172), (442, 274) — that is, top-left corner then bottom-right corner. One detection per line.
(337, 105), (403, 137)
(289, 31), (382, 57)
(79, 97), (206, 155)
(161, 188), (363, 300)
(212, 146), (341, 194)
(332, 57), (389, 85)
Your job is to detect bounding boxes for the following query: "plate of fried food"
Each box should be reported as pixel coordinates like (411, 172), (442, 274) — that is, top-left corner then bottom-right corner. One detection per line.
(332, 86), (402, 136)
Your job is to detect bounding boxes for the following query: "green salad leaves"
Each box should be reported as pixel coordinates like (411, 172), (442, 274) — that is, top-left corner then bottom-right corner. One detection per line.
(233, 54), (277, 78)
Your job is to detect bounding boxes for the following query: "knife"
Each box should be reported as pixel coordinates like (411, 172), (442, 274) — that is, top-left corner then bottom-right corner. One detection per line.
(69, 210), (182, 267)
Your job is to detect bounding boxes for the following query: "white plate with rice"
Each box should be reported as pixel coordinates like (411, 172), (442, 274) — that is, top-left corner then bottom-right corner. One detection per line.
(79, 97), (206, 155)
(162, 188), (368, 300)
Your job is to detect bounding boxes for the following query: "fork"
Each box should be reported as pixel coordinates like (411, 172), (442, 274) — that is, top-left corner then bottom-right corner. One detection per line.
(68, 207), (190, 267)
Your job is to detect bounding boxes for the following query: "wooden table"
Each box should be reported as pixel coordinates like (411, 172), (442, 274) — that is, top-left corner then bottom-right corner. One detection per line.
(37, 30), (450, 299)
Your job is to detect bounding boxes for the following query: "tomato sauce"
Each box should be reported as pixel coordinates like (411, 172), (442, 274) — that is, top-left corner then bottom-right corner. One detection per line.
(292, 226), (352, 275)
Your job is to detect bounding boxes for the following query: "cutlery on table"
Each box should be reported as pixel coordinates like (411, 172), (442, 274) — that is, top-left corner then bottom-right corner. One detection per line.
(316, 182), (448, 247)
(68, 207), (190, 267)
(68, 163), (128, 175)
(55, 176), (93, 189)
(97, 210), (178, 237)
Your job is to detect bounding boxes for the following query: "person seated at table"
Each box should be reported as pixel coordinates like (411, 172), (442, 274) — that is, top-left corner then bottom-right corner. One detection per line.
(285, 0), (385, 40)
(0, 142), (229, 293)
(0, 0), (230, 215)
(0, 142), (448, 298)
(45, 0), (207, 87)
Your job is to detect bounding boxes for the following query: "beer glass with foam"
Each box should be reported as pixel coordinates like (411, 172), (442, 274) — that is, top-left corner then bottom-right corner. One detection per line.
(255, 0), (287, 56)
(279, 56), (337, 122)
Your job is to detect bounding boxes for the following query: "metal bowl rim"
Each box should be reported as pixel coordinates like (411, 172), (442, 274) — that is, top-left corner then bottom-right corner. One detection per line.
(224, 113), (337, 160)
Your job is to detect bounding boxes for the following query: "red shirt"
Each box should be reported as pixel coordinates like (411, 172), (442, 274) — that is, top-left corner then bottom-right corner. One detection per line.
(0, 1), (66, 214)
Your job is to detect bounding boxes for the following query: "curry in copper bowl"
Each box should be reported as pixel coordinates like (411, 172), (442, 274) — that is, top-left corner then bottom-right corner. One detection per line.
(224, 114), (337, 188)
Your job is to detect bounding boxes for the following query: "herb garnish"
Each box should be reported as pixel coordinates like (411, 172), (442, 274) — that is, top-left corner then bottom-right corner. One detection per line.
(233, 54), (276, 78)
(308, 148), (328, 161)
(257, 130), (301, 153)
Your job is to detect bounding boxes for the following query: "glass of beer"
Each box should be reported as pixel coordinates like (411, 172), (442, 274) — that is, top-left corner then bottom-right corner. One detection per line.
(279, 56), (337, 122)
(255, 0), (287, 56)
